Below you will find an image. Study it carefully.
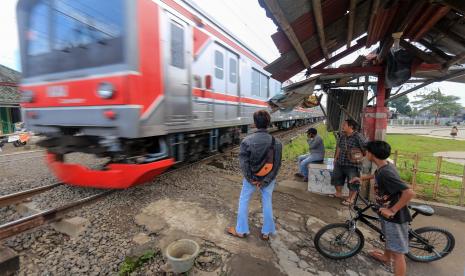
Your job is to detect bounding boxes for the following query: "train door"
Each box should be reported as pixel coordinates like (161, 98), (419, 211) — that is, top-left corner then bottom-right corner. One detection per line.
(164, 13), (192, 124)
(212, 44), (227, 121)
(226, 50), (239, 119)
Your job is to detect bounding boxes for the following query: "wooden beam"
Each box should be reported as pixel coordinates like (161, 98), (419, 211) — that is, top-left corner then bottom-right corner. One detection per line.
(312, 66), (383, 75)
(386, 69), (465, 102)
(311, 0), (329, 60)
(441, 0), (465, 14)
(412, 6), (451, 42)
(419, 39), (453, 61)
(366, 0), (380, 46)
(347, 0), (357, 48)
(444, 52), (465, 69)
(263, 0), (310, 68)
(399, 39), (443, 64)
(313, 36), (367, 69)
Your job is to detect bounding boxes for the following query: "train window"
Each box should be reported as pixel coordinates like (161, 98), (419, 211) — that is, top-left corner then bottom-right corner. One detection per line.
(229, 58), (237, 83)
(27, 0), (50, 56)
(251, 69), (260, 96)
(24, 0), (125, 77)
(170, 22), (185, 69)
(260, 74), (269, 98)
(214, 50), (224, 79)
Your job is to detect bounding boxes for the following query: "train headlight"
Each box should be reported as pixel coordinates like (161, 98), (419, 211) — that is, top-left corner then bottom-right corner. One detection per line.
(21, 90), (35, 103)
(97, 82), (115, 99)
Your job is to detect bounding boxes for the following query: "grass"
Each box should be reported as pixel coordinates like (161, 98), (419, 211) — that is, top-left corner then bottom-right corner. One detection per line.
(282, 123), (336, 161)
(284, 124), (465, 205)
(386, 134), (465, 154)
(119, 250), (159, 276)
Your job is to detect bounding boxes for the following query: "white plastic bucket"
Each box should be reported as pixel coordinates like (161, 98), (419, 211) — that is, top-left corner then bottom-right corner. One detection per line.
(165, 239), (200, 273)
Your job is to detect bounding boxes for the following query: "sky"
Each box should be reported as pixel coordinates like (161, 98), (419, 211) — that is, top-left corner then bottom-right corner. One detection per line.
(1, 0), (464, 106)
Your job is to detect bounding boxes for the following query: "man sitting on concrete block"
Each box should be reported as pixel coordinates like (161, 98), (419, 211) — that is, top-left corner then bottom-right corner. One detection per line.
(295, 127), (325, 182)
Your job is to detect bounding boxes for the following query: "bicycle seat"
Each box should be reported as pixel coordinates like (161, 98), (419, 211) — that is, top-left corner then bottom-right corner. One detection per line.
(409, 205), (434, 216)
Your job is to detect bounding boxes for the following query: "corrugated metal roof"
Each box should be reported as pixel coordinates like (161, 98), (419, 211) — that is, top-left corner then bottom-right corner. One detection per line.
(259, 0), (465, 82)
(326, 89), (366, 131)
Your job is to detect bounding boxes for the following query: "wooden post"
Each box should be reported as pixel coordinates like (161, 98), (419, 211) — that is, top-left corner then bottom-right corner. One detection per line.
(393, 150), (398, 167)
(460, 164), (465, 206)
(411, 153), (419, 190)
(433, 156), (443, 200)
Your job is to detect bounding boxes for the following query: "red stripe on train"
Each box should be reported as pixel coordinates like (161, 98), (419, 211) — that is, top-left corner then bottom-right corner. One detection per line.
(192, 88), (268, 106)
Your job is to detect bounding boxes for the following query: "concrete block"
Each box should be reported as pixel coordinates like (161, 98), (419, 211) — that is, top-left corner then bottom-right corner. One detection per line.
(0, 246), (19, 276)
(307, 158), (349, 196)
(51, 217), (89, 238)
(15, 202), (42, 216)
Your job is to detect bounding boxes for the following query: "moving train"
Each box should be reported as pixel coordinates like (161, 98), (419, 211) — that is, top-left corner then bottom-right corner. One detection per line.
(17, 0), (322, 189)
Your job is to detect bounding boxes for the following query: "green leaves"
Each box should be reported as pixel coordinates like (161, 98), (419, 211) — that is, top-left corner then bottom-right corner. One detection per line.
(118, 249), (159, 276)
(412, 88), (463, 118)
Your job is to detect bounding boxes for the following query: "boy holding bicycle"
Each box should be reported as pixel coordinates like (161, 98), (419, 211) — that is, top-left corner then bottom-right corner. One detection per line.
(351, 141), (415, 276)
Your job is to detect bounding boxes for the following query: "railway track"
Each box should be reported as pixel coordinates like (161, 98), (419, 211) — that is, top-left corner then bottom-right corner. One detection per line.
(0, 122), (318, 240)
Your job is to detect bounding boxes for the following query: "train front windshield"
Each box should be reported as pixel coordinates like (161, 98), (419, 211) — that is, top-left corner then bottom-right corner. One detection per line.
(20, 0), (125, 78)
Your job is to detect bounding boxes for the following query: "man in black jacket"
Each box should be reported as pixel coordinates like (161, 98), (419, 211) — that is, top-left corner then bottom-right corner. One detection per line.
(227, 110), (282, 241)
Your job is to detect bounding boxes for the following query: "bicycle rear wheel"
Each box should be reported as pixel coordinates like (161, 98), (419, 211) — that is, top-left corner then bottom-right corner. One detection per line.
(314, 223), (365, 260)
(407, 226), (455, 262)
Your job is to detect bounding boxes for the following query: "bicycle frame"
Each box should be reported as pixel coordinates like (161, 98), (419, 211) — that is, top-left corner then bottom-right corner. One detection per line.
(349, 193), (383, 237)
(349, 193), (437, 254)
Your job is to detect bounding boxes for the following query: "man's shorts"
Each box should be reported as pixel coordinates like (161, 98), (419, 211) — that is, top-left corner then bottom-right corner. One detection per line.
(381, 219), (409, 254)
(330, 165), (360, 191)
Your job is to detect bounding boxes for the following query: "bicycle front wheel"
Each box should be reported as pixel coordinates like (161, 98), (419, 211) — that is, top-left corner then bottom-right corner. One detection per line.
(407, 226), (455, 262)
(314, 223), (365, 260)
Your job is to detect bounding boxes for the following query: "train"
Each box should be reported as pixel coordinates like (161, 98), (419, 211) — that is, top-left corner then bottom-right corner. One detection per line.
(17, 0), (322, 189)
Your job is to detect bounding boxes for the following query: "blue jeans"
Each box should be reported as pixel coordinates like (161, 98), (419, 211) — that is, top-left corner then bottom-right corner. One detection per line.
(236, 178), (276, 235)
(298, 154), (323, 178)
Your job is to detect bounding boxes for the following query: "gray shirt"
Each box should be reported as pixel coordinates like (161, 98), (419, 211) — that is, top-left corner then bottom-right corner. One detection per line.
(239, 129), (282, 186)
(308, 134), (325, 161)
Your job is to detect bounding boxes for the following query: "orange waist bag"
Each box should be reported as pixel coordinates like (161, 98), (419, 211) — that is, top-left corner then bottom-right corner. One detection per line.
(253, 136), (275, 177)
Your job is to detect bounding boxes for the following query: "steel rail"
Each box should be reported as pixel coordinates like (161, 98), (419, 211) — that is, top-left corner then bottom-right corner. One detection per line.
(0, 120), (322, 239)
(0, 190), (113, 240)
(0, 183), (63, 208)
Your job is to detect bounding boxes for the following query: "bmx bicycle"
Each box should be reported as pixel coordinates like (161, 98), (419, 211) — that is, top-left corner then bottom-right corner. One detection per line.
(314, 193), (455, 262)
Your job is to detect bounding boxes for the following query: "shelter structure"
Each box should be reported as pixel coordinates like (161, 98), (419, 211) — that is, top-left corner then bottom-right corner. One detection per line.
(259, 0), (465, 140)
(0, 65), (21, 135)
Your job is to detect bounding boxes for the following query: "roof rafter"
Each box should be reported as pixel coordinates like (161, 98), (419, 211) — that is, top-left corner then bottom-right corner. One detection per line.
(387, 69), (465, 102)
(443, 52), (465, 69)
(313, 36), (367, 70)
(399, 39), (445, 64)
(311, 0), (329, 60)
(262, 0), (311, 67)
(346, 0), (357, 48)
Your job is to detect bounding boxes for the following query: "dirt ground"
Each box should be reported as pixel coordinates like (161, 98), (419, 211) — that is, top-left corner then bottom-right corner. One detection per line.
(2, 135), (463, 275)
(132, 155), (464, 276)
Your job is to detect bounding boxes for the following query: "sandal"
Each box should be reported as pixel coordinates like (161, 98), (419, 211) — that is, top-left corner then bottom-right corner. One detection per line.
(341, 199), (353, 206)
(294, 173), (304, 178)
(260, 233), (270, 241)
(226, 226), (247, 238)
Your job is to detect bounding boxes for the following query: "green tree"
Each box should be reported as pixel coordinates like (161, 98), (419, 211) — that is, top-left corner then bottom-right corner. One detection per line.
(389, 95), (412, 115)
(412, 88), (462, 123)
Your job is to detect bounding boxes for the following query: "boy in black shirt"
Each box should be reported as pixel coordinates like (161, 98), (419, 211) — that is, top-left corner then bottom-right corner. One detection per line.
(350, 141), (415, 276)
